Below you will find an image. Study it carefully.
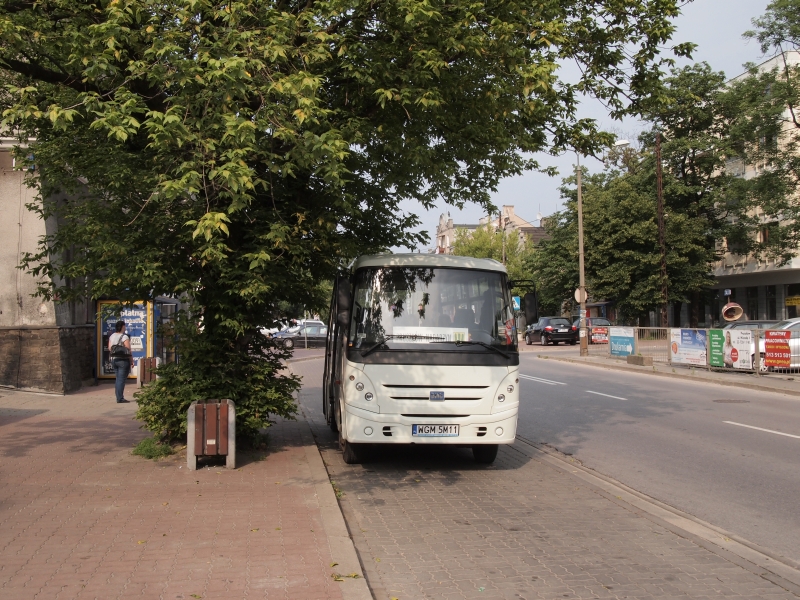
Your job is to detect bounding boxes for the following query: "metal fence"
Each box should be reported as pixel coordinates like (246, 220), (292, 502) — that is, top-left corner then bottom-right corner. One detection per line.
(605, 326), (800, 377)
(634, 327), (670, 363)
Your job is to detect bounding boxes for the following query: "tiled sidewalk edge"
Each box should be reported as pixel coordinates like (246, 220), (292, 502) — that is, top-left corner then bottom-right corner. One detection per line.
(298, 400), (373, 600)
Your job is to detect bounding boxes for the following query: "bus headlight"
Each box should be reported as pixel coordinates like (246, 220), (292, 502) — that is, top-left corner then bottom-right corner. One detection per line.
(506, 385), (514, 393)
(497, 394), (505, 402)
(355, 382), (364, 391)
(364, 392), (374, 401)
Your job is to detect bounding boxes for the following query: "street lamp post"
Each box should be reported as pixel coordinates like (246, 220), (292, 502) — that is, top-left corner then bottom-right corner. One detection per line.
(576, 153), (588, 357)
(576, 140), (629, 357)
(655, 132), (669, 327)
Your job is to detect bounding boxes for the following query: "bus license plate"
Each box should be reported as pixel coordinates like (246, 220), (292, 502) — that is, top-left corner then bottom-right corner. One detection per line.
(412, 424), (459, 437)
(430, 391), (445, 401)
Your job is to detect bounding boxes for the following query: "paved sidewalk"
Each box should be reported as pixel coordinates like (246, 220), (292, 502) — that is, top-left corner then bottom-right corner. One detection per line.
(0, 383), (368, 600)
(294, 357), (800, 600)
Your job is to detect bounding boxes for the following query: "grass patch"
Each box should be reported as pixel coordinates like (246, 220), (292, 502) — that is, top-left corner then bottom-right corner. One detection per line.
(132, 436), (174, 460)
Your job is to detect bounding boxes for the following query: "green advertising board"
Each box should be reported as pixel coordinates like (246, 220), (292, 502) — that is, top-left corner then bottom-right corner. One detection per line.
(709, 329), (724, 367)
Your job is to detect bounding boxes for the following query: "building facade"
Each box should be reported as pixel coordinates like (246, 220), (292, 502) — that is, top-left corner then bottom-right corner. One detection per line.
(0, 138), (94, 393)
(433, 205), (547, 254)
(710, 51), (800, 325)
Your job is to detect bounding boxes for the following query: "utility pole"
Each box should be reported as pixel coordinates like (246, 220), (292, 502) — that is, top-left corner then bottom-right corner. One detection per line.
(655, 133), (669, 327)
(576, 154), (588, 357)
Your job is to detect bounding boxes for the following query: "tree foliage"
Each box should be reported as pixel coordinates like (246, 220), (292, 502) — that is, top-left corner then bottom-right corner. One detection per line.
(531, 61), (799, 324)
(527, 206), (578, 317)
(723, 0), (800, 262)
(451, 225), (534, 284)
(0, 0), (690, 435)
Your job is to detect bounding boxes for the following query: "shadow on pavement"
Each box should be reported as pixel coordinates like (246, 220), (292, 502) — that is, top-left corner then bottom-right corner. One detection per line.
(0, 408), (49, 426)
(0, 417), (146, 458)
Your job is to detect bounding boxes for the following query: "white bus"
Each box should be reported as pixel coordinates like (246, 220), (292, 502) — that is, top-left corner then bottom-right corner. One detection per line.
(323, 253), (520, 464)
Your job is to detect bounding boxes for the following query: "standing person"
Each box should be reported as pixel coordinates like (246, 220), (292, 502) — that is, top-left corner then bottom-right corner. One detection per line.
(108, 321), (133, 403)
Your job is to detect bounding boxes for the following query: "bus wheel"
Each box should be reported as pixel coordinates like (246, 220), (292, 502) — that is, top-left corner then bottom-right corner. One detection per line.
(339, 432), (363, 464)
(473, 444), (498, 464)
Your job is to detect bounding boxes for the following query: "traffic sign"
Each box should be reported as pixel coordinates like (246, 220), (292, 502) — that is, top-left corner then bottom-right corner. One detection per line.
(574, 288), (587, 303)
(512, 296), (521, 311)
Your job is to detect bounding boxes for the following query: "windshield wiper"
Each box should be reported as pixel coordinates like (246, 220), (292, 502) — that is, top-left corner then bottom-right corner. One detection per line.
(360, 334), (447, 357)
(429, 340), (512, 359)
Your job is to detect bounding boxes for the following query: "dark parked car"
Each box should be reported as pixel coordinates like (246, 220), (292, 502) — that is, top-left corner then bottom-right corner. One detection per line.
(525, 317), (577, 346)
(572, 317), (612, 344)
(272, 321), (327, 349)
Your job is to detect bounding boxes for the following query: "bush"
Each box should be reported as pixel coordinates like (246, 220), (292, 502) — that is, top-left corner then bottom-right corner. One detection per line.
(132, 436), (175, 460)
(134, 311), (300, 443)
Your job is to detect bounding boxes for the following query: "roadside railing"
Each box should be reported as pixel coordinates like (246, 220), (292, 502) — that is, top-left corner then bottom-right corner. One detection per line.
(605, 326), (800, 377)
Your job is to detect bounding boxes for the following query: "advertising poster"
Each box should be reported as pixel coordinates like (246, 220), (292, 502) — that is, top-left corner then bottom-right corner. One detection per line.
(591, 326), (609, 344)
(670, 328), (707, 366)
(609, 327), (635, 357)
(97, 301), (152, 379)
(764, 330), (791, 368)
(709, 329), (752, 369)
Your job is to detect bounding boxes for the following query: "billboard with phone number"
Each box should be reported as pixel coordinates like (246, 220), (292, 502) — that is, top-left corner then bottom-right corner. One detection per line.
(764, 330), (791, 368)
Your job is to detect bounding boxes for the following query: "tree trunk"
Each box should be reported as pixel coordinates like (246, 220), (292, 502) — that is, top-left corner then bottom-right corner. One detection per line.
(690, 291), (701, 328)
(672, 301), (682, 328)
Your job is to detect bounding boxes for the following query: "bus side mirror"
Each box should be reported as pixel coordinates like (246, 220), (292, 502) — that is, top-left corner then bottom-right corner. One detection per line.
(523, 292), (538, 324)
(507, 280), (516, 290)
(336, 276), (351, 327)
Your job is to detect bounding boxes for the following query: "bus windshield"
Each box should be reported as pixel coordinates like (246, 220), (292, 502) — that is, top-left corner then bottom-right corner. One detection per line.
(348, 266), (517, 354)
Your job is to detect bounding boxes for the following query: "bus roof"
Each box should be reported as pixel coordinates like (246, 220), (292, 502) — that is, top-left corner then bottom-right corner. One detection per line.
(352, 253), (507, 273)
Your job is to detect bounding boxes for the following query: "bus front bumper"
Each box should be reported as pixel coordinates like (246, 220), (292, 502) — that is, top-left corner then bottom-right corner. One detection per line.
(342, 405), (518, 444)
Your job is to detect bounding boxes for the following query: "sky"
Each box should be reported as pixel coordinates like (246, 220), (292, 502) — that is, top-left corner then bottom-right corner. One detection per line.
(397, 0), (773, 250)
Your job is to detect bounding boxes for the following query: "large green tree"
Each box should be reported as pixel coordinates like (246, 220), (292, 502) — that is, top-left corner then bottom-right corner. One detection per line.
(451, 225), (534, 283)
(720, 0), (800, 262)
(1, 0), (690, 437)
(532, 64), (763, 324)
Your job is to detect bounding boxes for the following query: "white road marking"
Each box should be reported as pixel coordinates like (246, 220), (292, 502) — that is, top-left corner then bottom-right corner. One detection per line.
(586, 390), (627, 401)
(520, 374), (567, 386)
(723, 421), (800, 440)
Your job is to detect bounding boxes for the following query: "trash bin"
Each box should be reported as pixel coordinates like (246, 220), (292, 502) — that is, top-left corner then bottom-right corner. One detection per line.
(187, 399), (235, 470)
(137, 357), (161, 386)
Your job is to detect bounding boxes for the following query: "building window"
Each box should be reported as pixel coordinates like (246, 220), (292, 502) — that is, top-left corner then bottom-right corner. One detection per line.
(787, 283), (800, 319)
(746, 287), (759, 320)
(766, 285), (777, 320)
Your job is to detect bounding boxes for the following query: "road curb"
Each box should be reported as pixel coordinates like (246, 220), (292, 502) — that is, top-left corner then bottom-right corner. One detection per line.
(288, 366), (372, 600)
(542, 354), (800, 398)
(513, 436), (800, 596)
(302, 438), (372, 600)
(286, 354), (326, 365)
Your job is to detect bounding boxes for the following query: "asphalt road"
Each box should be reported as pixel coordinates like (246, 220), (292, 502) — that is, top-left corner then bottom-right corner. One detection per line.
(517, 347), (800, 564)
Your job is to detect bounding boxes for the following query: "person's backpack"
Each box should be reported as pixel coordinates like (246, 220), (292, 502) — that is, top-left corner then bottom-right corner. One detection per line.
(110, 334), (130, 358)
